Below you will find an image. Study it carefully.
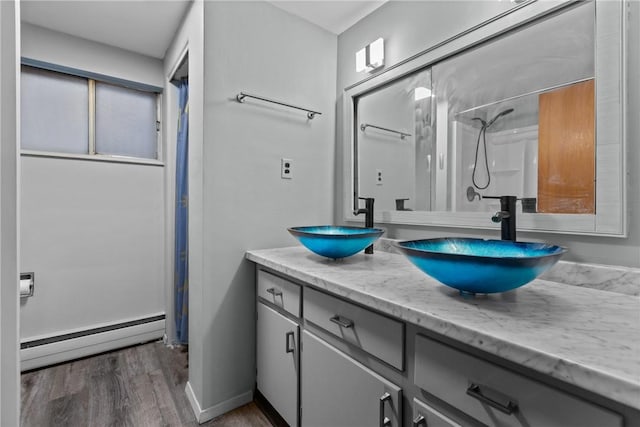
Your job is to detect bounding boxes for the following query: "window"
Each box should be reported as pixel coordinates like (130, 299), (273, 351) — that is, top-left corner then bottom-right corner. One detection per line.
(21, 67), (89, 154)
(21, 65), (161, 161)
(95, 82), (158, 159)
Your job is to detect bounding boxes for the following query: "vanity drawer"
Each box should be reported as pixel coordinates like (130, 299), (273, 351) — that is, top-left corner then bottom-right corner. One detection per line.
(414, 334), (622, 427)
(257, 269), (301, 318)
(412, 398), (462, 427)
(304, 287), (404, 370)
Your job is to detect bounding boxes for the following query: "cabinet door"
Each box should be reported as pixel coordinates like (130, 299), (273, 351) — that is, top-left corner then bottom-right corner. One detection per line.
(301, 331), (402, 427)
(257, 303), (299, 426)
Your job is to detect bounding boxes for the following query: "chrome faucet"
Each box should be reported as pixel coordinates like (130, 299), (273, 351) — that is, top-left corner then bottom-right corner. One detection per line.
(354, 197), (375, 254)
(485, 195), (517, 241)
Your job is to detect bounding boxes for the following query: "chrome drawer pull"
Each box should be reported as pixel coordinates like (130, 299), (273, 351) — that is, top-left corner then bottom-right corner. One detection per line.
(379, 392), (391, 427)
(413, 414), (427, 427)
(466, 383), (518, 415)
(412, 414), (426, 426)
(266, 287), (282, 297)
(329, 315), (354, 328)
(285, 331), (294, 354)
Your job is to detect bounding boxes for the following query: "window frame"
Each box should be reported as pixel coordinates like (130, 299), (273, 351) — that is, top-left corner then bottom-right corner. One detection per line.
(20, 59), (164, 166)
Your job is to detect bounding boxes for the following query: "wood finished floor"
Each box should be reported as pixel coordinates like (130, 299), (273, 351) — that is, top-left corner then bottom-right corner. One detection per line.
(21, 341), (274, 427)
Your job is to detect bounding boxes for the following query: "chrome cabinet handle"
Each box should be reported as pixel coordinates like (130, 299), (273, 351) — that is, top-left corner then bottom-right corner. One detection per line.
(285, 331), (294, 354)
(329, 315), (354, 328)
(412, 414), (426, 427)
(466, 383), (518, 415)
(379, 392), (392, 427)
(266, 287), (282, 297)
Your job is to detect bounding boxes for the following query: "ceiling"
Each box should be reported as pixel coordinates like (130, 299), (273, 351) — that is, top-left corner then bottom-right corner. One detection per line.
(267, 1), (387, 35)
(20, 1), (386, 60)
(21, 1), (193, 59)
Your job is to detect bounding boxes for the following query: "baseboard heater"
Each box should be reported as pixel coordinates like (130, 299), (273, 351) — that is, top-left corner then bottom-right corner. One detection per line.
(20, 314), (165, 371)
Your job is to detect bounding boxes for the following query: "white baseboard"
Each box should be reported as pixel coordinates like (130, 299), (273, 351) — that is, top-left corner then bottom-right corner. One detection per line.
(20, 317), (165, 371)
(185, 381), (253, 424)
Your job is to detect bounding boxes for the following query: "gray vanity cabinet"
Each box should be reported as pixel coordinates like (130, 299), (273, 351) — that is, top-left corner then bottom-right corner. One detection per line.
(253, 263), (632, 427)
(300, 330), (402, 427)
(256, 269), (301, 427)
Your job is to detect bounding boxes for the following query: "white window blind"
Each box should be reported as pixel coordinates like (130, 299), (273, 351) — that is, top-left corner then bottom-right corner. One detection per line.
(95, 82), (158, 159)
(21, 66), (89, 154)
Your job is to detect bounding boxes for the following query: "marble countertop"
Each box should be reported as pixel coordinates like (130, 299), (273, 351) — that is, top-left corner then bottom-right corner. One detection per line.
(246, 246), (640, 410)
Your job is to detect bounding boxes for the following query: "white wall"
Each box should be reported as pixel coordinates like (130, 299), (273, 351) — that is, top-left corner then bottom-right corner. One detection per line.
(337, 1), (524, 93)
(19, 25), (165, 344)
(358, 83), (415, 211)
(336, 1), (640, 268)
(187, 1), (336, 420)
(0, 1), (20, 424)
(20, 158), (165, 338)
(21, 23), (164, 87)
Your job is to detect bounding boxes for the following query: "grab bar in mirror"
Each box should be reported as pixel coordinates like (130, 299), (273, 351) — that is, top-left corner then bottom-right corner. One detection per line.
(236, 91), (322, 119)
(360, 123), (411, 140)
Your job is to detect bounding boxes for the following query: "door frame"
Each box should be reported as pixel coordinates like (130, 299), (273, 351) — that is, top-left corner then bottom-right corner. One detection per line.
(0, 0), (21, 424)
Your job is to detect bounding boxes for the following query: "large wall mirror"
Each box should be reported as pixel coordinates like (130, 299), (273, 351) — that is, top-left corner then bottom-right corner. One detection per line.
(345, 0), (626, 236)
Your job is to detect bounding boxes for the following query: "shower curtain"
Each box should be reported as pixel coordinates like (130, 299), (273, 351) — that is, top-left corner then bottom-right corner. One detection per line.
(175, 79), (189, 344)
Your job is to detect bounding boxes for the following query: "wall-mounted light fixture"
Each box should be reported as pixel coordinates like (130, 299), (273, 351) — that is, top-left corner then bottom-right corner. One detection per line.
(414, 87), (432, 101)
(356, 38), (384, 73)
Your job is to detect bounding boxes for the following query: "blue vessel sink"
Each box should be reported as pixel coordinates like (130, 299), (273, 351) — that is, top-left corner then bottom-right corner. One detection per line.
(394, 238), (566, 294)
(288, 226), (385, 259)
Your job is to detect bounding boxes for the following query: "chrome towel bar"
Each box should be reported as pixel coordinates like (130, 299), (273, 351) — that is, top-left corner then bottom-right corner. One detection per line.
(360, 123), (411, 139)
(236, 91), (322, 119)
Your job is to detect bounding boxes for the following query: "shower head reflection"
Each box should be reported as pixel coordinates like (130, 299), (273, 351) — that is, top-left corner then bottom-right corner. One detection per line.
(486, 108), (514, 128)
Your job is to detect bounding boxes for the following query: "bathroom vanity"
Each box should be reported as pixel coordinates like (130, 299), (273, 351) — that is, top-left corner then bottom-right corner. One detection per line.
(247, 245), (640, 427)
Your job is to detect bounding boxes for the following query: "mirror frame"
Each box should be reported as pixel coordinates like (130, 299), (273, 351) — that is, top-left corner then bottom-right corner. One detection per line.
(344, 0), (627, 237)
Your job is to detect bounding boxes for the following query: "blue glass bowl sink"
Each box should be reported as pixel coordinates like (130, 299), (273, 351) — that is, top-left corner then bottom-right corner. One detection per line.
(288, 226), (385, 259)
(394, 238), (567, 294)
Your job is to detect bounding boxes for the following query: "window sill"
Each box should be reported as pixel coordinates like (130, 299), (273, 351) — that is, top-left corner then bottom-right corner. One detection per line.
(20, 150), (164, 167)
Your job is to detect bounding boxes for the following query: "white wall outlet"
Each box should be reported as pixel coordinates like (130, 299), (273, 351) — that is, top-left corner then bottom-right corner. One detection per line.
(376, 169), (383, 185)
(281, 158), (293, 179)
